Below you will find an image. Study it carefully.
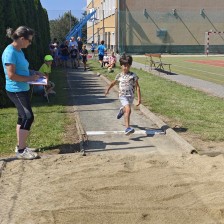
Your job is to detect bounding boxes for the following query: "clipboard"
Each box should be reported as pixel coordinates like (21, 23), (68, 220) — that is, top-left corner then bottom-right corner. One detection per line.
(29, 76), (50, 103)
(28, 76), (48, 85)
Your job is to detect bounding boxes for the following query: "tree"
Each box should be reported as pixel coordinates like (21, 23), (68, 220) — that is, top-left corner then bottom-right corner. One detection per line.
(49, 12), (79, 42)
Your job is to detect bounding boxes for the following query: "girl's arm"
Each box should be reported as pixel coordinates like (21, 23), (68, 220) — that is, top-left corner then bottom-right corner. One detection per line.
(105, 80), (117, 96)
(135, 80), (141, 106)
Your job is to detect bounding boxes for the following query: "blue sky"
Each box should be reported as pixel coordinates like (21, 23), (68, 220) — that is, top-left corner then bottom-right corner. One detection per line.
(40, 0), (87, 20)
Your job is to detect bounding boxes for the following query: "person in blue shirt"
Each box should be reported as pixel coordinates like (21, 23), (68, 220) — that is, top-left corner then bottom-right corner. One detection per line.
(90, 41), (96, 57)
(97, 40), (107, 67)
(1, 26), (41, 160)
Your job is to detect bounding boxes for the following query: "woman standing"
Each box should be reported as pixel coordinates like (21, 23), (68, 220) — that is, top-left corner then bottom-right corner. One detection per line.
(2, 26), (40, 159)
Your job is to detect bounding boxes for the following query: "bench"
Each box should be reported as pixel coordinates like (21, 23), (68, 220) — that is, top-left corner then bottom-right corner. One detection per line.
(145, 53), (171, 73)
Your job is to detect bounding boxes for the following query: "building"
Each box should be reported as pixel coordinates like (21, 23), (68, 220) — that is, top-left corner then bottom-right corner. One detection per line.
(87, 0), (224, 54)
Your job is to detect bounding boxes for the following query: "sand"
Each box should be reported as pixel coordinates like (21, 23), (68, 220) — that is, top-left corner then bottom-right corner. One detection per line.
(1, 150), (224, 224)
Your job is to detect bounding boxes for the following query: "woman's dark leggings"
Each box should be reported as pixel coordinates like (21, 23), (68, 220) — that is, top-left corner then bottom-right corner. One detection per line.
(6, 91), (34, 130)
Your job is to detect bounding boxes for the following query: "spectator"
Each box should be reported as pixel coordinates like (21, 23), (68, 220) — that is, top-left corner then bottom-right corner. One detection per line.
(1, 26), (41, 159)
(98, 40), (107, 67)
(106, 52), (117, 72)
(90, 41), (96, 57)
(34, 55), (56, 97)
(70, 45), (78, 68)
(80, 45), (88, 71)
(77, 36), (83, 52)
(60, 40), (69, 67)
(69, 36), (78, 50)
(77, 37), (83, 67)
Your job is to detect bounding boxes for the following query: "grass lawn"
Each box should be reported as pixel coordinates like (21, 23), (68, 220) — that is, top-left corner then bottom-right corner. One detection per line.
(88, 59), (224, 145)
(0, 67), (77, 157)
(134, 55), (224, 85)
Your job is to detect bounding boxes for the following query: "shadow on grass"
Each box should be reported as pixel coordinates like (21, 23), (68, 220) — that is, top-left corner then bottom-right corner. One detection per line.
(154, 68), (178, 75)
(172, 125), (188, 133)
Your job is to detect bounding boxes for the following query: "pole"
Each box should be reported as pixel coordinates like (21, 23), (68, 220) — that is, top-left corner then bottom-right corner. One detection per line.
(92, 0), (95, 43)
(69, 10), (71, 31)
(117, 0), (120, 53)
(103, 9), (105, 41)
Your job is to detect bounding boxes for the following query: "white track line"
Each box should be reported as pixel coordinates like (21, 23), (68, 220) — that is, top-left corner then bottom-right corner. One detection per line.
(86, 130), (165, 136)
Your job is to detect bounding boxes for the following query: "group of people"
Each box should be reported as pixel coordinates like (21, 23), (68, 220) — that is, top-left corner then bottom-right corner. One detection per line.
(97, 40), (117, 72)
(49, 36), (88, 71)
(2, 25), (141, 160)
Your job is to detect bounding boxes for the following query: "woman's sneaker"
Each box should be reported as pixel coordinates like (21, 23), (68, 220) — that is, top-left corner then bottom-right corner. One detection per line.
(125, 127), (135, 135)
(117, 107), (124, 119)
(15, 146), (37, 152)
(16, 148), (38, 160)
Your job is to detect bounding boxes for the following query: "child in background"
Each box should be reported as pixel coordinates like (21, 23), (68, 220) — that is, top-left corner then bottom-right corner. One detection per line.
(80, 45), (88, 71)
(105, 55), (141, 135)
(106, 52), (116, 72)
(91, 41), (96, 57)
(70, 45), (78, 68)
(98, 40), (107, 67)
(34, 55), (56, 97)
(103, 54), (109, 67)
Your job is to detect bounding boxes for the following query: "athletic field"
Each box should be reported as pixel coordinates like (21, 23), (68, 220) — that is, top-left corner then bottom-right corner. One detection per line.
(134, 55), (224, 85)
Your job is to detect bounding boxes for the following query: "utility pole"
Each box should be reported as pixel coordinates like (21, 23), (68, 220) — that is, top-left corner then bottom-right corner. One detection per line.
(92, 0), (95, 43)
(69, 10), (71, 31)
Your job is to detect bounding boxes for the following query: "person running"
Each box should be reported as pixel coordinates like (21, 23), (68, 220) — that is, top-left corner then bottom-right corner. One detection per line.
(1, 26), (41, 159)
(105, 54), (141, 135)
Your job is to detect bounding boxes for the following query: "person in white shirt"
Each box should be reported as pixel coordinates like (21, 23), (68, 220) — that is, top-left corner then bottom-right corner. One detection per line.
(68, 36), (78, 50)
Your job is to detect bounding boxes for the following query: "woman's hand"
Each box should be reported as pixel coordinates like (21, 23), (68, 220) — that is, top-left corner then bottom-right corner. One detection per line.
(29, 73), (40, 81)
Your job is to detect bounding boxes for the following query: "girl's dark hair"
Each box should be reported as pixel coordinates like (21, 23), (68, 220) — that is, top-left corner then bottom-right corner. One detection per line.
(6, 26), (35, 40)
(119, 54), (133, 66)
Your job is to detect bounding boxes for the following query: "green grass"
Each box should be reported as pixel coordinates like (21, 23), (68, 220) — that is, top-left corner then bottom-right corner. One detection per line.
(1, 58), (224, 156)
(88, 59), (224, 143)
(0, 67), (72, 156)
(134, 55), (224, 85)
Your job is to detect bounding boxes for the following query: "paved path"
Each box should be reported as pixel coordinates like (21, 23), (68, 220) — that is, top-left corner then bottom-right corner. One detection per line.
(66, 67), (195, 155)
(132, 61), (224, 98)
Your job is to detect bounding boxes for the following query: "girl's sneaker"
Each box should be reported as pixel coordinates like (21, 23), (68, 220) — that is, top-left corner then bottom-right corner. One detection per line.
(15, 146), (38, 153)
(16, 148), (38, 160)
(125, 127), (135, 135)
(117, 107), (124, 119)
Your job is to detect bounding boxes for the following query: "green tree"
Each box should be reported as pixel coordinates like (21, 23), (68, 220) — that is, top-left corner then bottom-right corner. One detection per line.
(16, 0), (27, 25)
(49, 12), (79, 42)
(0, 0), (5, 54)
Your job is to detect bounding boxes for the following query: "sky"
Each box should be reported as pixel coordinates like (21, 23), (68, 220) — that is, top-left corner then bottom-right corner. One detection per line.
(40, 0), (87, 20)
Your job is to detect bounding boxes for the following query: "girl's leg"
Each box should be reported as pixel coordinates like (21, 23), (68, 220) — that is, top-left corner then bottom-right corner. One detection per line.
(124, 104), (131, 128)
